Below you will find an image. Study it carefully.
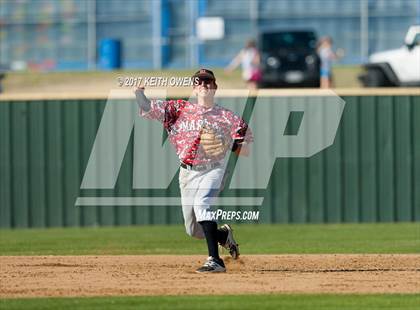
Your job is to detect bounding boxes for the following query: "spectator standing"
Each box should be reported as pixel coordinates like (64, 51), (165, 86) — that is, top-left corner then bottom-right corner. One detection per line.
(317, 36), (344, 88)
(225, 39), (262, 90)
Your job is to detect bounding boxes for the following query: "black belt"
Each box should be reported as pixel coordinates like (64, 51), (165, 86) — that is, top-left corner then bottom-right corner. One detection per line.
(180, 161), (221, 171)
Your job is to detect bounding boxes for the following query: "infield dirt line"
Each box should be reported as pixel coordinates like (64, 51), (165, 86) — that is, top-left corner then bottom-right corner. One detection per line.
(1, 254), (419, 298)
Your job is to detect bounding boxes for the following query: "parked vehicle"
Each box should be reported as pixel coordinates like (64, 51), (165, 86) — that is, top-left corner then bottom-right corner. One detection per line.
(359, 25), (420, 87)
(0, 64), (9, 94)
(257, 30), (320, 88)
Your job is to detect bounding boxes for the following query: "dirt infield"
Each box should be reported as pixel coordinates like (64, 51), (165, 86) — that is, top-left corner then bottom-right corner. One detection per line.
(1, 255), (419, 298)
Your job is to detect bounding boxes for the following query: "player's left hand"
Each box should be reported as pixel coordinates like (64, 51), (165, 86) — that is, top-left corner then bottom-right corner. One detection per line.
(199, 126), (229, 158)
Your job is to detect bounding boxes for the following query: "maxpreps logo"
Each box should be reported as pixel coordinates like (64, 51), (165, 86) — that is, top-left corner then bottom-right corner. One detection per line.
(75, 89), (345, 207)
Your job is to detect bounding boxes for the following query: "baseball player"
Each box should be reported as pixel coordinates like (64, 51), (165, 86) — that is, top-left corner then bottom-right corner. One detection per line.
(135, 69), (253, 273)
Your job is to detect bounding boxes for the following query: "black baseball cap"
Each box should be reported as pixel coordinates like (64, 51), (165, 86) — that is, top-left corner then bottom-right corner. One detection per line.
(192, 68), (216, 81)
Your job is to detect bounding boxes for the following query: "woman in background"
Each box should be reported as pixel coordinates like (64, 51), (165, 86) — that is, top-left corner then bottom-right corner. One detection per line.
(317, 36), (344, 88)
(225, 39), (261, 90)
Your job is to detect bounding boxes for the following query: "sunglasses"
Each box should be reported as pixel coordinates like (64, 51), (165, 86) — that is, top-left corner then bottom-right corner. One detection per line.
(197, 77), (215, 85)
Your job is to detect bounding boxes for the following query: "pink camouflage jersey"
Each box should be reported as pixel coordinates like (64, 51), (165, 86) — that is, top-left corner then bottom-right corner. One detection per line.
(139, 99), (253, 165)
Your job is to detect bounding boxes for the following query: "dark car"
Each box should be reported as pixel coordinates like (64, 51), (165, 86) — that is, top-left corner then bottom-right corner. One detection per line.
(0, 64), (8, 94)
(258, 30), (320, 88)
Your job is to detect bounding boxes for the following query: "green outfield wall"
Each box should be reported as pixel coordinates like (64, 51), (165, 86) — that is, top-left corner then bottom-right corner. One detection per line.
(1, 91), (419, 228)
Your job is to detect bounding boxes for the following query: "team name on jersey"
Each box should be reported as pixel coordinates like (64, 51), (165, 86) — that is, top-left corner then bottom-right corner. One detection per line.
(174, 119), (219, 133)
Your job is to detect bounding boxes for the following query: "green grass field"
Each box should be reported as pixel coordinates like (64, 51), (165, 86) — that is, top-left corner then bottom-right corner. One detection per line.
(1, 223), (419, 309)
(2, 65), (363, 94)
(2, 294), (419, 310)
(1, 223), (418, 255)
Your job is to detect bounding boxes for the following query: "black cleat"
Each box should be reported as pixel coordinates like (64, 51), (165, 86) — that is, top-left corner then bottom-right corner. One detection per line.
(220, 224), (240, 260)
(195, 256), (226, 273)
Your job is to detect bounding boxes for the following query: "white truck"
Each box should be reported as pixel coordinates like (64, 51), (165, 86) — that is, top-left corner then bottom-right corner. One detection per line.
(359, 25), (420, 87)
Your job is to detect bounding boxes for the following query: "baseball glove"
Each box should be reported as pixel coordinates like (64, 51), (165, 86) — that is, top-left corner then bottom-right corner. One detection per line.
(199, 126), (229, 158)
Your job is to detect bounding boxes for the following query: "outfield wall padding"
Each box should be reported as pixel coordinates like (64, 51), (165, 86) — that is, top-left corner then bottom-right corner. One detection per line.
(0, 93), (419, 228)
